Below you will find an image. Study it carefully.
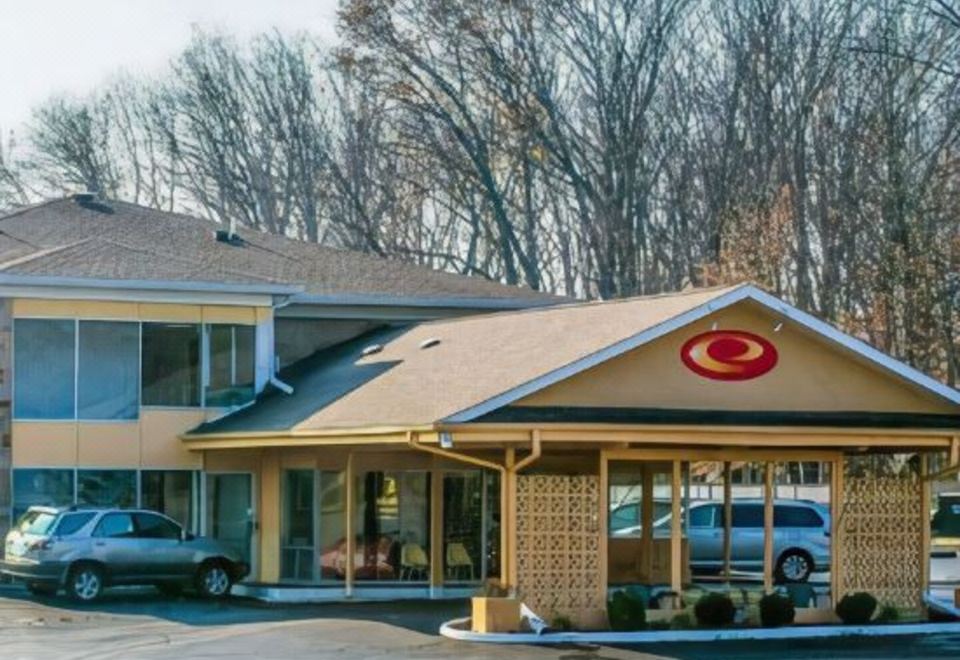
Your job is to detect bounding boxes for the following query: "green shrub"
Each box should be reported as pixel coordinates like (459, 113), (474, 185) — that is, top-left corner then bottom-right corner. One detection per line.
(759, 593), (795, 627)
(874, 603), (899, 624)
(607, 590), (646, 631)
(648, 619), (671, 631)
(551, 614), (573, 631)
(670, 612), (695, 630)
(694, 592), (736, 628)
(836, 592), (878, 625)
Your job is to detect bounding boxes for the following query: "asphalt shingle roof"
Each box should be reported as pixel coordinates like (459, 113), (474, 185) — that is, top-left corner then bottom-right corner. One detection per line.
(0, 197), (559, 303)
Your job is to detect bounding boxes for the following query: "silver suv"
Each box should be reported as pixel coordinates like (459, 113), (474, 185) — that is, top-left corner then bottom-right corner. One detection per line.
(1, 506), (249, 602)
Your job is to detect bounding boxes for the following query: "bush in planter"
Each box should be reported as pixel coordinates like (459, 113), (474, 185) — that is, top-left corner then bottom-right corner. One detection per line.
(551, 614), (574, 631)
(874, 603), (899, 624)
(670, 612), (695, 630)
(607, 590), (646, 631)
(759, 593), (796, 627)
(836, 592), (878, 625)
(694, 592), (736, 628)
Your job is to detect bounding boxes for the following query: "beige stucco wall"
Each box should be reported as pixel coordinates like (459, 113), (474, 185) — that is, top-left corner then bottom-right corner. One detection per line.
(518, 301), (957, 414)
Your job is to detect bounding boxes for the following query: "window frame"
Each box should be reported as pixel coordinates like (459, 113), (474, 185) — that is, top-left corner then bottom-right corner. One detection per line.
(12, 315), (261, 418)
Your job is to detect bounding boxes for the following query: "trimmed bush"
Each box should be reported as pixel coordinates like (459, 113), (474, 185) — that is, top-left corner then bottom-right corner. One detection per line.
(759, 593), (796, 627)
(875, 603), (899, 624)
(694, 592), (736, 628)
(607, 590), (646, 631)
(836, 592), (878, 625)
(551, 614), (573, 631)
(670, 612), (695, 630)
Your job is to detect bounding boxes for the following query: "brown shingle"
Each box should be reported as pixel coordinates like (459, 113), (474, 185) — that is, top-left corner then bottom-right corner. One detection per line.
(0, 197), (561, 302)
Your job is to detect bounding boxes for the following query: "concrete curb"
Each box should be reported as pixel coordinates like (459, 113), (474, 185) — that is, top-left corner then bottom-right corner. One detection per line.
(439, 617), (960, 645)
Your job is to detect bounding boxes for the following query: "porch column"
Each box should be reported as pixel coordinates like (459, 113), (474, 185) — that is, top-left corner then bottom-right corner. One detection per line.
(344, 452), (355, 597)
(430, 467), (444, 595)
(921, 454), (931, 594)
(722, 462), (732, 581)
(641, 464), (654, 581)
(502, 448), (515, 589)
(670, 460), (682, 601)
(830, 456), (843, 607)
(258, 448), (281, 584)
(763, 462), (774, 592)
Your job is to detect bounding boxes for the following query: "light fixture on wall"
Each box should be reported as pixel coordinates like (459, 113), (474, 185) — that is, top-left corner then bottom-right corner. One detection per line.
(773, 322), (784, 333)
(711, 321), (718, 331)
(439, 431), (454, 449)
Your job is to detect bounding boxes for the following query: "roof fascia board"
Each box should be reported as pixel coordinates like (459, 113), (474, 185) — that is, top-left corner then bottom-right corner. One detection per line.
(0, 282), (280, 307)
(745, 286), (960, 405)
(287, 292), (562, 310)
(0, 273), (301, 296)
(444, 285), (757, 422)
(444, 284), (960, 423)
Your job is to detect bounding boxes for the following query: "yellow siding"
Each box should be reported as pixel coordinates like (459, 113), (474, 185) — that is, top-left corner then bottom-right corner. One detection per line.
(518, 303), (957, 415)
(258, 449), (281, 583)
(77, 423), (140, 466)
(139, 410), (207, 469)
(202, 305), (257, 325)
(12, 422), (77, 466)
(137, 303), (203, 323)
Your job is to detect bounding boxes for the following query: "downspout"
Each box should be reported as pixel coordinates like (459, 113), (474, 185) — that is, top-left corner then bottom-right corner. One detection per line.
(408, 429), (542, 592)
(263, 294), (294, 394)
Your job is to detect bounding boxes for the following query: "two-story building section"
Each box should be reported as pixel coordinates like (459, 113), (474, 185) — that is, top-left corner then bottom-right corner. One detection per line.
(0, 194), (559, 550)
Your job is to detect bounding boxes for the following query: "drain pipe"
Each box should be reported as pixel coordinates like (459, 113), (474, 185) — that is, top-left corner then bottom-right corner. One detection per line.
(408, 430), (542, 592)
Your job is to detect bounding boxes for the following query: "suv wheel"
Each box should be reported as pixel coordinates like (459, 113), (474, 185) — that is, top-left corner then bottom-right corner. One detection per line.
(67, 564), (104, 602)
(195, 562), (232, 598)
(776, 550), (813, 583)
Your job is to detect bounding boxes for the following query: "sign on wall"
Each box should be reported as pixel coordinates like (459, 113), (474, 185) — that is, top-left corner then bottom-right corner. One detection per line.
(680, 330), (778, 381)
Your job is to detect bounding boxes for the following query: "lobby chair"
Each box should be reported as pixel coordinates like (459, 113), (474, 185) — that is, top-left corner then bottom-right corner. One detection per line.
(400, 543), (429, 580)
(445, 542), (475, 581)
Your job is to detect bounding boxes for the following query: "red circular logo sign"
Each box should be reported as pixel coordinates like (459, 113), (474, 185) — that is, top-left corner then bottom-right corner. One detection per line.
(680, 330), (778, 381)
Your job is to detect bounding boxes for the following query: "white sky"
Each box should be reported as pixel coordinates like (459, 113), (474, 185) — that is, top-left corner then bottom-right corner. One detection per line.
(0, 0), (340, 134)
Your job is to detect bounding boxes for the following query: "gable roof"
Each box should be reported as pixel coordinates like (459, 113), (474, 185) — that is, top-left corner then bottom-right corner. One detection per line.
(188, 283), (960, 438)
(0, 197), (559, 306)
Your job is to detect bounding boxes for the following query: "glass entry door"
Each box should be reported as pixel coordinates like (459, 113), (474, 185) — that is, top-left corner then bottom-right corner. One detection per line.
(206, 473), (255, 576)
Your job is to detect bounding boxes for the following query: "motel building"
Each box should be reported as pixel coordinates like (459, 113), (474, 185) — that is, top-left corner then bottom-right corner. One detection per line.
(2, 194), (959, 624)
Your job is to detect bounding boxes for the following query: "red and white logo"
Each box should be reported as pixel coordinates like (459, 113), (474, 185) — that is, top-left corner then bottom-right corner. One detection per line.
(680, 330), (778, 381)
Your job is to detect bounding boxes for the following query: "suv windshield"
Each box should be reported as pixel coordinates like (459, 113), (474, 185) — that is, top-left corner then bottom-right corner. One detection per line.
(16, 510), (58, 535)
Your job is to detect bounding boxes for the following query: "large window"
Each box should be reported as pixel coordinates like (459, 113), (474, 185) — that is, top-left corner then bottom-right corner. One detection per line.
(205, 325), (255, 408)
(443, 472), (482, 583)
(13, 319), (75, 419)
(12, 468), (74, 520)
(140, 470), (197, 531)
(318, 471), (346, 582)
(77, 469), (137, 508)
(142, 323), (201, 407)
(282, 470), (315, 581)
(78, 321), (139, 419)
(355, 471), (430, 582)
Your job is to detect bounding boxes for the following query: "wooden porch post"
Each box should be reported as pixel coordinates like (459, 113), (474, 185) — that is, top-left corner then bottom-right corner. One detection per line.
(641, 464), (654, 582)
(502, 447), (515, 589)
(830, 456), (843, 607)
(921, 453), (931, 596)
(344, 451), (355, 597)
(723, 462), (732, 581)
(763, 462), (774, 593)
(430, 467), (444, 594)
(670, 460), (682, 601)
(599, 452), (609, 590)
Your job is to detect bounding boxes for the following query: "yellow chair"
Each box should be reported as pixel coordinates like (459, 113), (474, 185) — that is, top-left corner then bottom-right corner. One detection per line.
(400, 543), (429, 580)
(446, 542), (475, 581)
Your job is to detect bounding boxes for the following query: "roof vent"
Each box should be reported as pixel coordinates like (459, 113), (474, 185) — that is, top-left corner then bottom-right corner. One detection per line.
(71, 191), (114, 214)
(215, 217), (244, 246)
(419, 337), (441, 350)
(72, 191), (97, 203)
(361, 344), (383, 357)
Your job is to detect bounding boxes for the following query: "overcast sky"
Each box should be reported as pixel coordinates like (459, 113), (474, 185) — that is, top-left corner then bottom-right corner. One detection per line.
(0, 0), (340, 134)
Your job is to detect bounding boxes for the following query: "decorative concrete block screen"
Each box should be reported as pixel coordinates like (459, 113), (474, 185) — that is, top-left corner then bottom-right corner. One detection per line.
(839, 472), (923, 608)
(515, 474), (603, 618)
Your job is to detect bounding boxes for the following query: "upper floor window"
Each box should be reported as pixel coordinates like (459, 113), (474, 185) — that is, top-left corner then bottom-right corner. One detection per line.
(13, 319), (140, 420)
(14, 319), (76, 419)
(142, 323), (201, 407)
(205, 324), (255, 408)
(78, 321), (139, 419)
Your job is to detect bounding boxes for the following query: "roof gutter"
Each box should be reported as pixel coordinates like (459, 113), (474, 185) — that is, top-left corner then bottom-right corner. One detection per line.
(0, 273), (303, 296)
(288, 292), (565, 310)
